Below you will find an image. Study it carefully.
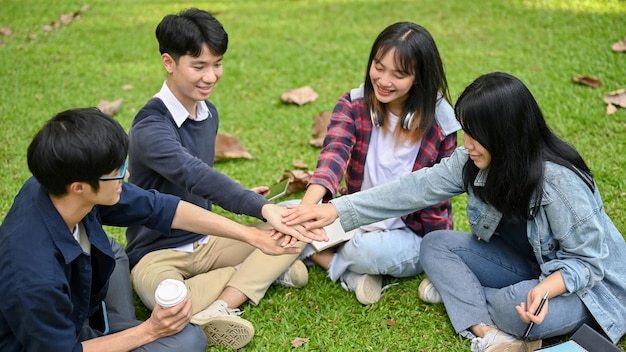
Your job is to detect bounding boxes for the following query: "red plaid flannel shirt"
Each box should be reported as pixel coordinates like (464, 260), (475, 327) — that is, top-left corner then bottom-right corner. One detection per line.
(310, 90), (457, 236)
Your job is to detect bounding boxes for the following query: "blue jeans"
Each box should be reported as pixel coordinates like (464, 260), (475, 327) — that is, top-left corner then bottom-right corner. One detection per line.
(300, 227), (423, 281)
(78, 237), (207, 352)
(420, 230), (595, 340)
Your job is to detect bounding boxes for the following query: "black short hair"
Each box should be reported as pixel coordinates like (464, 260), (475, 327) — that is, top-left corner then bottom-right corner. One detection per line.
(156, 8), (228, 61)
(27, 108), (128, 195)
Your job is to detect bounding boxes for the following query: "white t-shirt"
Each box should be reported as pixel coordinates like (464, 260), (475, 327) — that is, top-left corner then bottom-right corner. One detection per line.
(72, 222), (91, 255)
(360, 112), (420, 232)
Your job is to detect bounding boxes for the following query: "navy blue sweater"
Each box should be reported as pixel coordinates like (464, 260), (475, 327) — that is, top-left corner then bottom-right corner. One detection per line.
(125, 98), (269, 268)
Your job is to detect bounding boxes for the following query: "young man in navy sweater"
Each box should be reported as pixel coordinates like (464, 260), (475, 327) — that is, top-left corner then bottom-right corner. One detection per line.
(126, 8), (313, 349)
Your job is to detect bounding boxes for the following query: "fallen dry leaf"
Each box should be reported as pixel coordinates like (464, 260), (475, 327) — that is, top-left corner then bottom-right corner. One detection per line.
(291, 337), (310, 348)
(279, 169), (313, 195)
(42, 5), (91, 33)
(292, 159), (308, 169)
(611, 36), (626, 52)
(603, 89), (626, 108)
(387, 319), (396, 326)
(214, 133), (254, 162)
(0, 28), (12, 36)
(607, 103), (618, 115)
(97, 98), (123, 116)
(280, 86), (319, 106)
(309, 110), (331, 147)
(573, 75), (601, 88)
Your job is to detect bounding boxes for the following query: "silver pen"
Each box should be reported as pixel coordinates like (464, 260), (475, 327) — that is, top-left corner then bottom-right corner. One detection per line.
(522, 290), (550, 339)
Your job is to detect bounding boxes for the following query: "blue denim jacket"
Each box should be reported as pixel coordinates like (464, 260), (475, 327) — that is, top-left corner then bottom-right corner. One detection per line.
(332, 147), (626, 343)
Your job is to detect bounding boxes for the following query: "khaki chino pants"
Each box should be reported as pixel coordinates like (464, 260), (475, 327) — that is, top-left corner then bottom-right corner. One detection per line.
(131, 234), (305, 314)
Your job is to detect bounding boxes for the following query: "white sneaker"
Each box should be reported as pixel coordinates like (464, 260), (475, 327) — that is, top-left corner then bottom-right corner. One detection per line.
(471, 328), (542, 352)
(191, 300), (255, 349)
(418, 277), (443, 304)
(340, 271), (383, 305)
(273, 259), (308, 288)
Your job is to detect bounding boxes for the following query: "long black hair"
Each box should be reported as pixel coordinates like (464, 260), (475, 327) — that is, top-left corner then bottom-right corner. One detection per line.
(364, 22), (449, 139)
(456, 72), (593, 220)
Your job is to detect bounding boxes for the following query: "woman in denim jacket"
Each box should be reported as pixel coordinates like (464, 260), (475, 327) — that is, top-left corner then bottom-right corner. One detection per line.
(282, 72), (626, 351)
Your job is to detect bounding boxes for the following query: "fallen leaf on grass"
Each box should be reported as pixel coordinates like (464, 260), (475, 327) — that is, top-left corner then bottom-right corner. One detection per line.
(292, 159), (308, 169)
(278, 169), (314, 195)
(42, 5), (90, 32)
(387, 319), (396, 326)
(607, 104), (618, 115)
(0, 28), (12, 36)
(97, 98), (123, 116)
(291, 337), (310, 348)
(309, 110), (331, 147)
(214, 133), (254, 162)
(280, 86), (319, 106)
(573, 75), (601, 88)
(611, 36), (626, 52)
(604, 89), (626, 108)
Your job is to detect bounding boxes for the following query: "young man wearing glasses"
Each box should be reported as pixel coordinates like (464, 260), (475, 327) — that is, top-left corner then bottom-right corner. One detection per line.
(0, 108), (311, 351)
(125, 8), (315, 349)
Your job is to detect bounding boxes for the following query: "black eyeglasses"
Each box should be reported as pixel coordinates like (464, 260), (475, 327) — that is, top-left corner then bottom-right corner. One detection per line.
(99, 161), (127, 181)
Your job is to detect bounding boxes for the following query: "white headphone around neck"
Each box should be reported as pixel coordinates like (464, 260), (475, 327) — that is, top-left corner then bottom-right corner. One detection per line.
(370, 109), (415, 129)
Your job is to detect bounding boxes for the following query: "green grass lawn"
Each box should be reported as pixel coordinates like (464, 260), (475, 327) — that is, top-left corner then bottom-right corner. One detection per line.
(1, 0), (625, 350)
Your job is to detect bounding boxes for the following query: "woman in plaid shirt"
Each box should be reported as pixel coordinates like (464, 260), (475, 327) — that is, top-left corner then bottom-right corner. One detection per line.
(297, 22), (460, 305)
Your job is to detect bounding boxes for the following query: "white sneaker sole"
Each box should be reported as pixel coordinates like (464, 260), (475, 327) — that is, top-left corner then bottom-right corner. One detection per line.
(354, 274), (383, 305)
(200, 316), (255, 349)
(276, 259), (309, 288)
(418, 278), (443, 304)
(486, 339), (542, 352)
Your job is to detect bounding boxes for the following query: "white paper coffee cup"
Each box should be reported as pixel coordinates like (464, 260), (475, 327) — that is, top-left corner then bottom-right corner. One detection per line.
(154, 279), (188, 308)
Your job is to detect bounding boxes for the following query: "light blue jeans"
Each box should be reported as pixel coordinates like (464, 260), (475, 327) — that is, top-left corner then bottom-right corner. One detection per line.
(420, 230), (596, 340)
(299, 226), (423, 281)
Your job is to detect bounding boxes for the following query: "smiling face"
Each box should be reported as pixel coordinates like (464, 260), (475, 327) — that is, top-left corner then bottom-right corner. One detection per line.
(463, 133), (491, 169)
(163, 43), (223, 115)
(369, 47), (415, 115)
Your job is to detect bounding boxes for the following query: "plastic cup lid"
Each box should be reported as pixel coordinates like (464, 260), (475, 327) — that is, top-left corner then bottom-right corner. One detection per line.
(155, 279), (187, 307)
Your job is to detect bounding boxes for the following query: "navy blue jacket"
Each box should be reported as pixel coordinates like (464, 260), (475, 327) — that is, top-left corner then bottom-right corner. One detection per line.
(0, 178), (179, 351)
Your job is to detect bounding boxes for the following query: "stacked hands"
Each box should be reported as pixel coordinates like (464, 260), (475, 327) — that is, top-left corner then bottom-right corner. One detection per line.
(252, 183), (337, 251)
(261, 203), (338, 248)
(256, 203), (330, 252)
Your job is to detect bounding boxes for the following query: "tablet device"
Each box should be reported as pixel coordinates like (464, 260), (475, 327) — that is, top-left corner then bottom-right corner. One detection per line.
(265, 179), (290, 202)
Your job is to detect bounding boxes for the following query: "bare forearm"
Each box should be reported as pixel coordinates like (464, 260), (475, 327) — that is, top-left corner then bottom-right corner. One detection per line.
(171, 201), (252, 242)
(81, 322), (158, 352)
(537, 270), (566, 298)
(301, 184), (328, 205)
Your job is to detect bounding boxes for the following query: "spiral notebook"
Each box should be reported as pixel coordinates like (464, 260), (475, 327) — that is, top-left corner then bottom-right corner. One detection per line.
(536, 323), (620, 352)
(536, 341), (587, 352)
